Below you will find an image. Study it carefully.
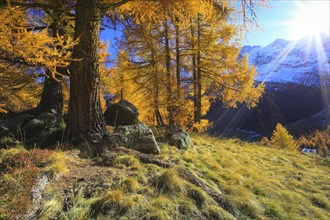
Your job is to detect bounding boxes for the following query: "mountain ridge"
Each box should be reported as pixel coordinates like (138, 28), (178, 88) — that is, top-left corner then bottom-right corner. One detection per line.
(242, 34), (330, 86)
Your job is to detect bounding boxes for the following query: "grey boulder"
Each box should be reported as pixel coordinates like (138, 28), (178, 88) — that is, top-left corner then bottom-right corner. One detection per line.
(104, 100), (139, 126)
(107, 122), (160, 154)
(166, 127), (193, 150)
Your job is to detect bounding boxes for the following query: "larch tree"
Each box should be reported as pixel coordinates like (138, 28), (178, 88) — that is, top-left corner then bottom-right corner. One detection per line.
(271, 123), (298, 151)
(112, 20), (168, 125)
(0, 5), (75, 114)
(0, 0), (77, 115)
(67, 0), (226, 138)
(109, 1), (265, 131)
(3, 0), (268, 141)
(113, 14), (191, 127)
(188, 9), (264, 128)
(34, 8), (75, 115)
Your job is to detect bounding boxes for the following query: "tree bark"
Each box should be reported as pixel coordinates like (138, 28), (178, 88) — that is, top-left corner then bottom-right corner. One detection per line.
(196, 14), (202, 123)
(190, 21), (199, 124)
(175, 19), (181, 98)
(36, 75), (63, 114)
(164, 18), (175, 126)
(153, 55), (164, 126)
(67, 0), (106, 138)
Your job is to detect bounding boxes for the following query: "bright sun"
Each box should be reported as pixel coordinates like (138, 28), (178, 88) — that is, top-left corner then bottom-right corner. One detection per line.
(290, 1), (330, 39)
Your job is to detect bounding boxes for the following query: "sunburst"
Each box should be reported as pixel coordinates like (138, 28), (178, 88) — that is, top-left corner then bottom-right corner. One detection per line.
(289, 1), (330, 40)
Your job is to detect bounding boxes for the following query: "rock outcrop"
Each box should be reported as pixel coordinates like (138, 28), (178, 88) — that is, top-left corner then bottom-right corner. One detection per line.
(166, 127), (193, 150)
(104, 100), (139, 126)
(107, 122), (160, 154)
(104, 100), (160, 154)
(0, 109), (63, 147)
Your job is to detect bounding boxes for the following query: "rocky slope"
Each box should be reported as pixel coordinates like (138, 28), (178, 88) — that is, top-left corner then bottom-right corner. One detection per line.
(241, 34), (330, 86)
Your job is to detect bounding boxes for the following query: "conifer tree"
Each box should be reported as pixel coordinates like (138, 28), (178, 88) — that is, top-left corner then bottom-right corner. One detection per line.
(188, 10), (264, 127)
(112, 22), (168, 125)
(0, 6), (75, 114)
(2, 0), (268, 142)
(67, 0), (268, 139)
(271, 123), (298, 151)
(110, 2), (266, 131)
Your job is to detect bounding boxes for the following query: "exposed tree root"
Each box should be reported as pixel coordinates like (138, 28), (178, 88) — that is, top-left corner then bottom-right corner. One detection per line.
(178, 168), (236, 216)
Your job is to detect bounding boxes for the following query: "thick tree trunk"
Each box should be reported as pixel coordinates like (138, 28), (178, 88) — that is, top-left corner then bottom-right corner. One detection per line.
(36, 75), (63, 114)
(67, 0), (106, 138)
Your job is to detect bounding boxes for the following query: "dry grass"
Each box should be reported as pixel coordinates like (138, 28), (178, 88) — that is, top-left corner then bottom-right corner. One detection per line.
(0, 147), (69, 219)
(153, 167), (186, 194)
(181, 134), (330, 219)
(9, 134), (330, 219)
(45, 151), (68, 177)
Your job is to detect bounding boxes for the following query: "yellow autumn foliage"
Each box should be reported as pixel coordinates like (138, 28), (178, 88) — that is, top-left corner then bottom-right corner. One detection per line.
(270, 123), (298, 151)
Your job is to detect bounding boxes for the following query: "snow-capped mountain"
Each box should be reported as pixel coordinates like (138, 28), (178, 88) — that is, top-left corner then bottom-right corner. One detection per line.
(241, 34), (330, 86)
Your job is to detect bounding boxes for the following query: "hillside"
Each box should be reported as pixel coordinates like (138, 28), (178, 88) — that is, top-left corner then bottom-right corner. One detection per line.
(1, 134), (329, 220)
(208, 34), (330, 137)
(207, 82), (327, 136)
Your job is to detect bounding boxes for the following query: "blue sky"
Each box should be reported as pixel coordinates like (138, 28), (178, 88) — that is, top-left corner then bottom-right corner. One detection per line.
(244, 0), (330, 46)
(242, 1), (296, 46)
(100, 0), (330, 57)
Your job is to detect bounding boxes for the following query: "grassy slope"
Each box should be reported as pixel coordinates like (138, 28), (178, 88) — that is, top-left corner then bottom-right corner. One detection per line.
(1, 134), (329, 219)
(180, 134), (330, 219)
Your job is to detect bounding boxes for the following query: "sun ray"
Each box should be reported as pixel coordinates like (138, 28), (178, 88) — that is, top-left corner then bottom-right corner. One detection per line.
(259, 40), (298, 82)
(315, 34), (330, 122)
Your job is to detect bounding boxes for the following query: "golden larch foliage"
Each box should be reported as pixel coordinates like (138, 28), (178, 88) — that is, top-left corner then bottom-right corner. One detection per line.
(271, 123), (298, 151)
(0, 6), (77, 113)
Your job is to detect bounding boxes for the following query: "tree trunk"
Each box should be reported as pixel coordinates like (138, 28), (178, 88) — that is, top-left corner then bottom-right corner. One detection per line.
(36, 23), (66, 115)
(164, 19), (174, 126)
(153, 57), (164, 126)
(196, 14), (202, 123)
(67, 0), (106, 138)
(36, 75), (63, 114)
(154, 72), (164, 126)
(190, 21), (199, 124)
(175, 19), (181, 98)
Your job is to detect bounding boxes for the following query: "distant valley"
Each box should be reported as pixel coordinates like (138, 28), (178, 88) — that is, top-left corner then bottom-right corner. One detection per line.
(208, 35), (330, 138)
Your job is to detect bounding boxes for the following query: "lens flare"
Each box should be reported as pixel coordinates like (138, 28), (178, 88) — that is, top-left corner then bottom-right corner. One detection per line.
(290, 1), (330, 40)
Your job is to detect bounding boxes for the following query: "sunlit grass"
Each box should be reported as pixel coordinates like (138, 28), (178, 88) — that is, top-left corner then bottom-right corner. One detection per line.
(45, 151), (68, 178)
(153, 167), (186, 195)
(8, 134), (329, 219)
(181, 134), (330, 219)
